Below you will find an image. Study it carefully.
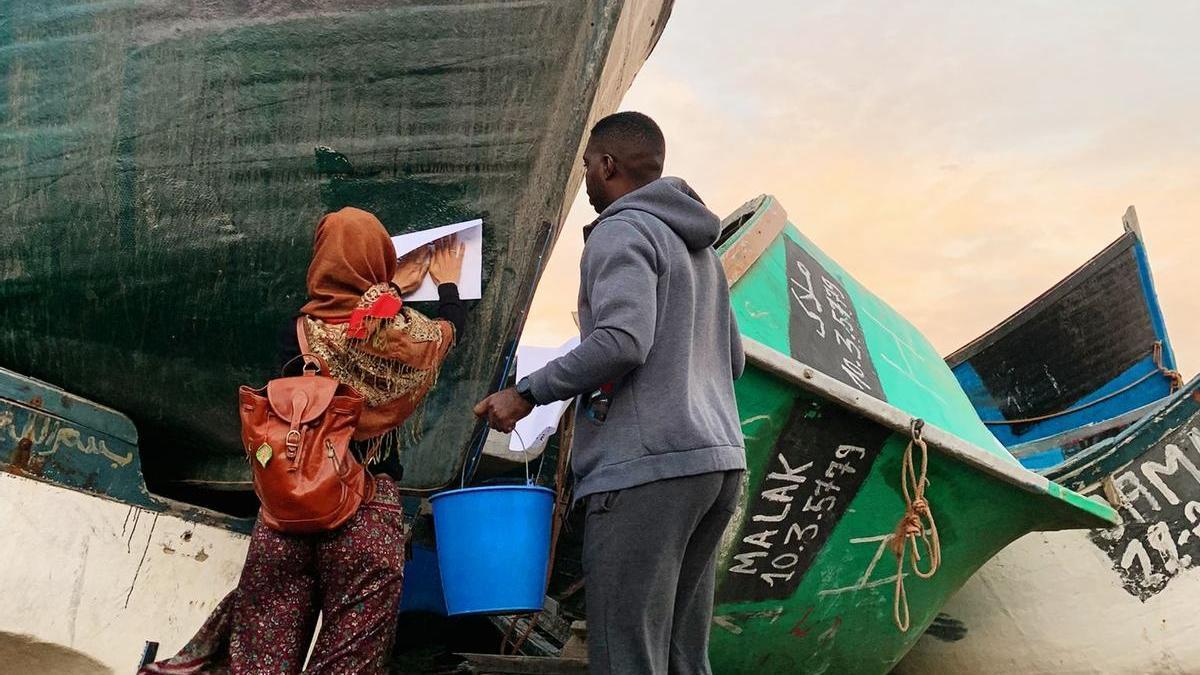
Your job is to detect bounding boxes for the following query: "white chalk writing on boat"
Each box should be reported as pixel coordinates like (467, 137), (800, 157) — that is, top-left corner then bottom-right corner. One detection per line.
(0, 406), (134, 468)
(789, 260), (827, 339)
(821, 276), (871, 391)
(815, 523), (936, 598)
(1092, 425), (1200, 599)
(728, 452), (814, 586)
(719, 398), (888, 604)
(859, 306), (948, 406)
(740, 414), (774, 441)
(727, 446), (870, 590)
(783, 238), (884, 399)
(817, 531), (905, 596)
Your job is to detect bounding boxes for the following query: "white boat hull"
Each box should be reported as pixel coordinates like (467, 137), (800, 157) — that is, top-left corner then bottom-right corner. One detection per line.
(897, 527), (1200, 674)
(0, 473), (248, 674)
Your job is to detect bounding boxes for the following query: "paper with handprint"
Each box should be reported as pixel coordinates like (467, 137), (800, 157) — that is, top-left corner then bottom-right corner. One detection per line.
(390, 218), (483, 300)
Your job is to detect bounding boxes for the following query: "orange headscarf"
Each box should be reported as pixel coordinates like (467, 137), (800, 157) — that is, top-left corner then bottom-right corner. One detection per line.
(297, 207), (453, 449)
(302, 207), (398, 325)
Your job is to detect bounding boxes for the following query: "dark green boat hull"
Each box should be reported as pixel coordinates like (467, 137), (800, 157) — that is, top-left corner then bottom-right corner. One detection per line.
(0, 0), (671, 502)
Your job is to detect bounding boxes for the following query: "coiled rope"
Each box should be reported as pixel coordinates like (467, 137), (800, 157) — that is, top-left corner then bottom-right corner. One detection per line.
(892, 418), (941, 632)
(1154, 341), (1185, 393)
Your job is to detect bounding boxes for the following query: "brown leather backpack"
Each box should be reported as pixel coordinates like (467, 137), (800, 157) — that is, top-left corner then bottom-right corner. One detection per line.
(238, 319), (374, 534)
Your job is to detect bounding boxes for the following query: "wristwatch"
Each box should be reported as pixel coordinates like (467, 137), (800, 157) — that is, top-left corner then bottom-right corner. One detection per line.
(515, 376), (538, 406)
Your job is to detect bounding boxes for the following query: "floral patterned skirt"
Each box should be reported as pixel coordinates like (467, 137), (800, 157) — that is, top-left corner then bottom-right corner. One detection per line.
(141, 476), (409, 675)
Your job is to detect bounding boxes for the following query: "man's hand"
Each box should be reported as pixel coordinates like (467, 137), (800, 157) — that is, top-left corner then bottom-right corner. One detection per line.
(473, 388), (535, 433)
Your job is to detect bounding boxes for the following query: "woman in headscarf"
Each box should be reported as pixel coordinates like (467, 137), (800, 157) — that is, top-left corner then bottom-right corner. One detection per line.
(142, 207), (466, 674)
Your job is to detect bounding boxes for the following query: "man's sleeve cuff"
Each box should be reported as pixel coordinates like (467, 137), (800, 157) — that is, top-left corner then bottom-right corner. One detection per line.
(526, 369), (557, 406)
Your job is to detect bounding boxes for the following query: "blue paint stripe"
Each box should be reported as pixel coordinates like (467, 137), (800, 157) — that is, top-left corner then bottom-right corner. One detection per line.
(1132, 237), (1177, 370)
(955, 357), (1173, 448)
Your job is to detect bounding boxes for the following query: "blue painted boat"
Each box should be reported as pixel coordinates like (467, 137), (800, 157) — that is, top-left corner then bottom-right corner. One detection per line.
(900, 207), (1198, 674)
(945, 207), (1183, 470)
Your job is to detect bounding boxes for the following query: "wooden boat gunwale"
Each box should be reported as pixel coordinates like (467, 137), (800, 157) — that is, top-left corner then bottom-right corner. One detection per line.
(717, 194), (1118, 529)
(0, 365), (254, 532)
(946, 225), (1140, 368)
(0, 366), (138, 446)
(1007, 397), (1169, 460)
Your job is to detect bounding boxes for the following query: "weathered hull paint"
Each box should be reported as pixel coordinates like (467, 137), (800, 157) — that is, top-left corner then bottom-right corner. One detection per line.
(707, 196), (1114, 674)
(946, 208), (1179, 470)
(0, 0), (672, 502)
(0, 365), (255, 530)
(899, 377), (1200, 674)
(0, 472), (248, 673)
(0, 366), (250, 671)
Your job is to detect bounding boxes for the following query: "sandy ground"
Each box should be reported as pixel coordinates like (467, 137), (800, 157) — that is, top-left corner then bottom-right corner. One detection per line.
(0, 633), (114, 675)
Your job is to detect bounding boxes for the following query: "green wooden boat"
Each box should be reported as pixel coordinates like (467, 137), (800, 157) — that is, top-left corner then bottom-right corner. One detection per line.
(706, 195), (1117, 674)
(0, 0), (673, 509)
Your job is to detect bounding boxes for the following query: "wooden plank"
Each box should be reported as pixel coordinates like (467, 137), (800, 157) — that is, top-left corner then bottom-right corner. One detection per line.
(458, 653), (588, 674)
(1008, 398), (1166, 459)
(945, 229), (1139, 367)
(1123, 204), (1142, 238)
(0, 366), (137, 444)
(1048, 375), (1200, 491)
(720, 197), (787, 287)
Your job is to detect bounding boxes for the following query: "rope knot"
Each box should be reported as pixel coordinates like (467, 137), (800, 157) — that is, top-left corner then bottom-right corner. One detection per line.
(892, 419), (941, 632)
(890, 513), (923, 556)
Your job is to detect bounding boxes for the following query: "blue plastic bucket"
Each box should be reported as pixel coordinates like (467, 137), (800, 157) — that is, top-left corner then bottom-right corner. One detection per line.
(430, 484), (555, 615)
(397, 544), (447, 616)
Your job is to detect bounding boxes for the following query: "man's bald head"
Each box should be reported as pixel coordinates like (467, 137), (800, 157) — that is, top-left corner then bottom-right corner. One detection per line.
(582, 111), (666, 212)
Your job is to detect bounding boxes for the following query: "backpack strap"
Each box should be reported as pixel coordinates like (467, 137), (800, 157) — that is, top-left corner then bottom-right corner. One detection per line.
(298, 316), (376, 502)
(292, 317), (328, 375)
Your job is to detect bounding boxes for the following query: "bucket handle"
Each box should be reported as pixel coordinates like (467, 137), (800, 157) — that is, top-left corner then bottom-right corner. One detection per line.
(461, 428), (533, 489)
(514, 429), (531, 486)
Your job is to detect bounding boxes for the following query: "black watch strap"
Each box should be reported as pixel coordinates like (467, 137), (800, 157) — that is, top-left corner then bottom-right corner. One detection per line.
(516, 377), (538, 406)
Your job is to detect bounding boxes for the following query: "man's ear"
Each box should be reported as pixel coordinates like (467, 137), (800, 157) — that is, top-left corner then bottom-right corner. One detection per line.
(601, 154), (617, 180)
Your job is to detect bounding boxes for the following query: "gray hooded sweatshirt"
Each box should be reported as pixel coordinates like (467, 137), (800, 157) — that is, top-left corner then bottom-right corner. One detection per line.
(527, 177), (746, 499)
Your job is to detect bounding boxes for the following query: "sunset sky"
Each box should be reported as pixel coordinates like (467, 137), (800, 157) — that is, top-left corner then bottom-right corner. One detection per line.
(525, 1), (1198, 377)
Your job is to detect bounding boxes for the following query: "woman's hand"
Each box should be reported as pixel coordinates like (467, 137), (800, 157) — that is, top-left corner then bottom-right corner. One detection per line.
(429, 234), (466, 286)
(393, 245), (431, 295)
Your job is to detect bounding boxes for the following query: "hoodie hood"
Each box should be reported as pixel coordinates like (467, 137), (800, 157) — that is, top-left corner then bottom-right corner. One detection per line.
(588, 177), (721, 250)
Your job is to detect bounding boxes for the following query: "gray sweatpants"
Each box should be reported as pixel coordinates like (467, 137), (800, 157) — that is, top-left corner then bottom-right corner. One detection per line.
(583, 470), (743, 675)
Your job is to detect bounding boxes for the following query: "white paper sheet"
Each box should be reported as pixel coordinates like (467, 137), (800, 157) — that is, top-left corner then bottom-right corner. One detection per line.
(510, 336), (581, 453)
(390, 218), (483, 301)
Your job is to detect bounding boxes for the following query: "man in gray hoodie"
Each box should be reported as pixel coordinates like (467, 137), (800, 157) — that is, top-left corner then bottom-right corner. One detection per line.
(474, 111), (745, 675)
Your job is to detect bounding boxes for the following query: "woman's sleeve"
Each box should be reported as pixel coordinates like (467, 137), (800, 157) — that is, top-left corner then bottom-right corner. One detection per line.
(435, 283), (467, 341)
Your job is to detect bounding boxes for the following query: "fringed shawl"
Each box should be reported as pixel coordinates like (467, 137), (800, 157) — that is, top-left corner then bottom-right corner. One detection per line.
(299, 208), (453, 461)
